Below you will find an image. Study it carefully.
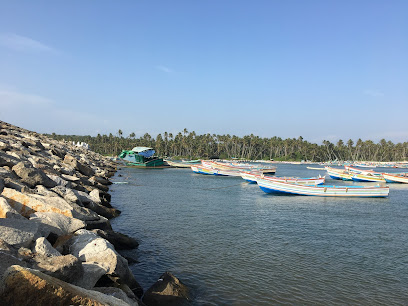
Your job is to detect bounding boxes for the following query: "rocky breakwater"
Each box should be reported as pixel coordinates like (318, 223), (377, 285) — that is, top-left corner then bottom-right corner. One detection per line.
(0, 120), (145, 305)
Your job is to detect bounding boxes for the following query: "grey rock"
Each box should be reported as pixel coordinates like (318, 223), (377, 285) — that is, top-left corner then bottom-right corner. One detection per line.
(12, 161), (57, 188)
(29, 212), (86, 236)
(143, 271), (190, 306)
(33, 237), (62, 257)
(0, 177), (4, 193)
(47, 174), (70, 187)
(34, 254), (83, 283)
(3, 177), (29, 192)
(2, 187), (99, 221)
(72, 262), (107, 289)
(51, 185), (81, 204)
(0, 265), (132, 306)
(64, 154), (95, 177)
(69, 229), (137, 290)
(0, 151), (21, 167)
(0, 218), (42, 248)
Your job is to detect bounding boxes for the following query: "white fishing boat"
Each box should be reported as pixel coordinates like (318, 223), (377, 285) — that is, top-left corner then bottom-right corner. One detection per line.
(257, 178), (389, 197)
(241, 172), (325, 185)
(190, 165), (242, 176)
(325, 167), (353, 181)
(382, 172), (408, 184)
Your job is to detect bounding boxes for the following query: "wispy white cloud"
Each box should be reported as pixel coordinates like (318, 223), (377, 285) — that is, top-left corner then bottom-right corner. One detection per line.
(0, 90), (54, 107)
(363, 90), (384, 97)
(0, 33), (55, 53)
(156, 65), (173, 73)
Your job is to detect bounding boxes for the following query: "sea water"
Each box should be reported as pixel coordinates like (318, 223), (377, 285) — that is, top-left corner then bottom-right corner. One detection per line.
(110, 164), (408, 305)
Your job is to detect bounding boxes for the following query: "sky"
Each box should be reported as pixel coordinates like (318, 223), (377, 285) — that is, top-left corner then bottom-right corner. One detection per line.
(0, 0), (407, 144)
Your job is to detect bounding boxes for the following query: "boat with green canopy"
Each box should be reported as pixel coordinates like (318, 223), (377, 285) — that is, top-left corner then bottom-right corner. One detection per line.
(118, 147), (165, 167)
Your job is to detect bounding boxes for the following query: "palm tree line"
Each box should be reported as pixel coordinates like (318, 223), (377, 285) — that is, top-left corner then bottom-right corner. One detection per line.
(47, 129), (408, 162)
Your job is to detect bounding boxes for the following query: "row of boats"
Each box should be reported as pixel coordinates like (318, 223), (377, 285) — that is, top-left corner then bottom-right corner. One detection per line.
(188, 161), (408, 198)
(326, 166), (408, 184)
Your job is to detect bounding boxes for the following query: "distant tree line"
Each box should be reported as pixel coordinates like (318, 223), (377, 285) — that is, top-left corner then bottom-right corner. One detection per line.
(47, 129), (408, 162)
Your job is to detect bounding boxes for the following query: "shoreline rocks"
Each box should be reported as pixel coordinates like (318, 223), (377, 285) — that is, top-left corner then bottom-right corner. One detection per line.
(0, 120), (142, 305)
(0, 120), (190, 306)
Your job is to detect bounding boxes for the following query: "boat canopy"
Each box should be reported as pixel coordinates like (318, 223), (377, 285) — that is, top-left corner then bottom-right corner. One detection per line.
(130, 147), (155, 157)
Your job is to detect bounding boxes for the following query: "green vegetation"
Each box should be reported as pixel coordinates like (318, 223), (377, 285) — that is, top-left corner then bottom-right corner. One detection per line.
(47, 130), (408, 162)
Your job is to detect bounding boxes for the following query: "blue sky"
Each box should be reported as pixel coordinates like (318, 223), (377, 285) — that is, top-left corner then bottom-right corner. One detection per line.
(0, 1), (407, 144)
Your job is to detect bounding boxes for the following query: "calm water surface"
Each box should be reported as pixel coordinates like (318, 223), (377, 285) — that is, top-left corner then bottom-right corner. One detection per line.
(110, 164), (408, 305)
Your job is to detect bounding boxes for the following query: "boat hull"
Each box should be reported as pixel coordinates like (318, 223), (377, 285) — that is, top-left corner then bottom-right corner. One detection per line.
(257, 179), (389, 197)
(382, 173), (408, 183)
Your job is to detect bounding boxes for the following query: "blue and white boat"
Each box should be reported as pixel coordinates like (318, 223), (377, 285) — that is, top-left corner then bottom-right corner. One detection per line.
(257, 178), (389, 197)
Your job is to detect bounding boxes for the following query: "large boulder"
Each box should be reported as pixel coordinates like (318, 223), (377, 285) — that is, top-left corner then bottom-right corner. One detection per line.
(1, 187), (99, 221)
(73, 262), (107, 289)
(0, 265), (133, 306)
(68, 230), (130, 276)
(12, 162), (57, 188)
(34, 254), (83, 283)
(63, 154), (95, 177)
(0, 218), (42, 248)
(68, 230), (142, 296)
(142, 272), (190, 306)
(29, 212), (86, 236)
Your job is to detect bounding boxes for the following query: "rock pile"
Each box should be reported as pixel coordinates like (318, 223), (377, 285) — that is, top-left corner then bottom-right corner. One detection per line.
(0, 120), (190, 305)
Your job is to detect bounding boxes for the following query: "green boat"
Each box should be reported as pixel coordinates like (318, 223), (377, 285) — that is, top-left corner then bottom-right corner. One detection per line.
(118, 147), (165, 168)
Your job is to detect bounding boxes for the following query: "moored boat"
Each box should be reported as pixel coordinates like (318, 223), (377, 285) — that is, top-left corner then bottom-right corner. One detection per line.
(202, 160), (276, 174)
(257, 178), (389, 197)
(166, 159), (201, 168)
(382, 172), (408, 184)
(191, 165), (242, 176)
(118, 147), (165, 167)
(325, 167), (353, 181)
(351, 173), (385, 183)
(241, 172), (325, 185)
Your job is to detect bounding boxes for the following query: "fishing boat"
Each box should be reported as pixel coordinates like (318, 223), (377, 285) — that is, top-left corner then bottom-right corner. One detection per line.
(240, 172), (325, 185)
(382, 172), (408, 184)
(325, 167), (353, 181)
(351, 172), (385, 183)
(166, 159), (201, 168)
(118, 147), (165, 167)
(191, 164), (242, 176)
(306, 166), (326, 170)
(257, 178), (389, 197)
(202, 160), (276, 174)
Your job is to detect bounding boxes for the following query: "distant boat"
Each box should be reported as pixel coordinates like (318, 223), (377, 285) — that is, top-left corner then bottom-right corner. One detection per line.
(307, 167), (326, 170)
(240, 172), (325, 185)
(354, 163), (376, 168)
(118, 147), (165, 167)
(166, 159), (201, 168)
(257, 178), (389, 197)
(382, 172), (408, 184)
(201, 160), (276, 174)
(191, 165), (242, 176)
(325, 167), (353, 181)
